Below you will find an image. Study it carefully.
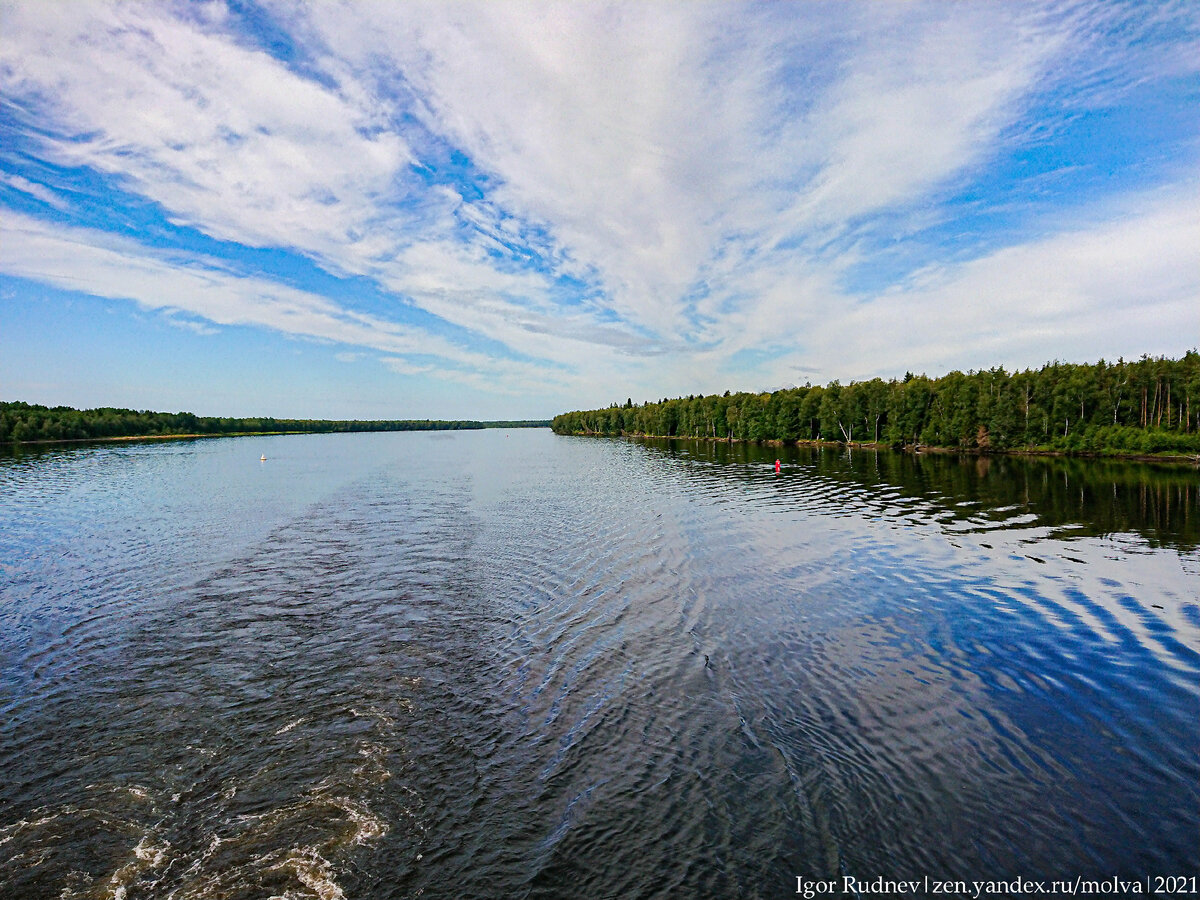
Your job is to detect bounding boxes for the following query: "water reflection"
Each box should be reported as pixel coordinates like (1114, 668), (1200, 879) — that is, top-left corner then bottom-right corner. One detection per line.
(634, 438), (1200, 550)
(1, 432), (1197, 898)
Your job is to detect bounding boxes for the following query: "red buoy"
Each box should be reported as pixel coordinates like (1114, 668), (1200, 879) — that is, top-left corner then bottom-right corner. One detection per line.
(775, 459), (781, 474)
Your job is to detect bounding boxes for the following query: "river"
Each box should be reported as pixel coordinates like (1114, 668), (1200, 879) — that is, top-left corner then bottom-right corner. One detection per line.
(1, 429), (1197, 898)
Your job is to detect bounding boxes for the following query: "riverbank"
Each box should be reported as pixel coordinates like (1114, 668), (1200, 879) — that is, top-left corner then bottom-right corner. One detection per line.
(550, 353), (1200, 462)
(556, 430), (1200, 467)
(0, 400), (550, 445)
(5, 430), (323, 447)
(3, 423), (552, 449)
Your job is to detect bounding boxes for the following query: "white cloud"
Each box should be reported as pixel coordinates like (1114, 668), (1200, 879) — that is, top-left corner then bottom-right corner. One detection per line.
(0, 211), (566, 394)
(0, 2), (666, 370)
(288, 2), (789, 337)
(161, 311), (220, 336)
(772, 5), (1061, 235)
(380, 357), (432, 376)
(277, 1), (1073, 348)
(0, 2), (417, 271)
(799, 189), (1200, 383)
(0, 172), (71, 211)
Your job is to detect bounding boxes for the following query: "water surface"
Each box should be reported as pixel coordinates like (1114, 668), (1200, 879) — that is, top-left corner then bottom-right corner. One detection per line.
(2, 431), (1197, 898)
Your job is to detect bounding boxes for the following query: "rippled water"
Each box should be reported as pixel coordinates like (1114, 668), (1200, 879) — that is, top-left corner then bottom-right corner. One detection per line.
(1, 430), (1197, 898)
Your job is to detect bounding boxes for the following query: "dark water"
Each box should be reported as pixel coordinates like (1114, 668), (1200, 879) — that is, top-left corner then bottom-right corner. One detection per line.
(1, 430), (1197, 899)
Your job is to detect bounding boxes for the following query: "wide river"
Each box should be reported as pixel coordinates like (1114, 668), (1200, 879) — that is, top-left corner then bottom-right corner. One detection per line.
(1, 429), (1197, 899)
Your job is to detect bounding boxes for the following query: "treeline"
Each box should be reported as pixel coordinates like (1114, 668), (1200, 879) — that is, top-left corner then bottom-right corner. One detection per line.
(552, 353), (1200, 456)
(0, 402), (545, 444)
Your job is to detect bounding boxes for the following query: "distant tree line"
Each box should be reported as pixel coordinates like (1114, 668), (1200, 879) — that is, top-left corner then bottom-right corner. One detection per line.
(552, 353), (1200, 456)
(0, 402), (545, 444)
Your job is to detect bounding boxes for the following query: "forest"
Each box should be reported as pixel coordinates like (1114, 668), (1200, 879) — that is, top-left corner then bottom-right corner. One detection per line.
(552, 353), (1200, 457)
(0, 402), (547, 444)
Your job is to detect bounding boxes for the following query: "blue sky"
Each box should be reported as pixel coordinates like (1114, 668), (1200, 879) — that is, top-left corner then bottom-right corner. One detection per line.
(1, 1), (1197, 420)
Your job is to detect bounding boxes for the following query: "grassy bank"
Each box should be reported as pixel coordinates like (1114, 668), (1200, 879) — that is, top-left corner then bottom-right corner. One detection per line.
(554, 430), (1199, 465)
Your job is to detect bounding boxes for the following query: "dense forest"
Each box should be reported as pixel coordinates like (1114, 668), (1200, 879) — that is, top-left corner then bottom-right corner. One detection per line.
(0, 402), (548, 444)
(552, 353), (1200, 456)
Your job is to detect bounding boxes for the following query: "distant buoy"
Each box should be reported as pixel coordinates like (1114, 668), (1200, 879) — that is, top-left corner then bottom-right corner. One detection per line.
(774, 459), (780, 474)
(261, 454), (267, 461)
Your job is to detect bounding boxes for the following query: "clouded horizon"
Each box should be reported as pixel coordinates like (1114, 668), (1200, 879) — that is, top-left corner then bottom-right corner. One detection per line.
(2, 1), (1197, 420)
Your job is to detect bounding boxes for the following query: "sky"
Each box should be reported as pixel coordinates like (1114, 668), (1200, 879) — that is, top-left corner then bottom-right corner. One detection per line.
(1, 1), (1197, 420)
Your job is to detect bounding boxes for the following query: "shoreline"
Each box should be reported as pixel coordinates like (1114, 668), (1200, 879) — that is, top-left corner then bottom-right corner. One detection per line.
(7, 429), (1198, 466)
(4, 430), (341, 447)
(555, 431), (1200, 467)
(3, 423), (552, 449)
